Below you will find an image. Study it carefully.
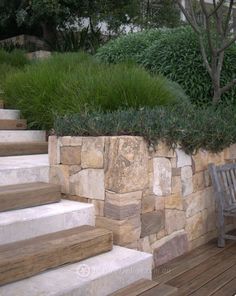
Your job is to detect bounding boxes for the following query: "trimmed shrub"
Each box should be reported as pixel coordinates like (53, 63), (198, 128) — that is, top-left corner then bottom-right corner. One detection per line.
(3, 52), (187, 130)
(97, 26), (236, 105)
(96, 28), (169, 64)
(54, 103), (236, 154)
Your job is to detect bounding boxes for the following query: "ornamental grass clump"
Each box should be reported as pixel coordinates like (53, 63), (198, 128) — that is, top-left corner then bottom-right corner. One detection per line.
(3, 52), (187, 129)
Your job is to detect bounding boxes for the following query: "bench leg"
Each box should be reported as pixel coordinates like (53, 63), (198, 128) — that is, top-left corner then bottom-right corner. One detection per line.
(218, 212), (225, 248)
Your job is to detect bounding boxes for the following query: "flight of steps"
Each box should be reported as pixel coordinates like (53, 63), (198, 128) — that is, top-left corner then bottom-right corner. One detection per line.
(0, 100), (153, 295)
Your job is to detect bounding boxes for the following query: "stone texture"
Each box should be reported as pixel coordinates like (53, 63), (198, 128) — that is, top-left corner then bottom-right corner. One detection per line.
(91, 200), (104, 216)
(60, 136), (82, 147)
(153, 230), (188, 267)
(141, 211), (165, 237)
(181, 166), (193, 197)
(165, 194), (183, 210)
(81, 137), (104, 169)
(49, 136), (60, 165)
(176, 149), (192, 168)
(155, 197), (165, 211)
(153, 158), (172, 196)
(96, 215), (141, 245)
(70, 169), (105, 200)
(192, 150), (225, 173)
(193, 172), (205, 192)
(171, 176), (182, 194)
(105, 137), (149, 193)
(184, 188), (214, 218)
(142, 195), (155, 213)
(172, 168), (181, 176)
(137, 237), (152, 253)
(185, 212), (206, 241)
(68, 165), (81, 176)
(60, 146), (81, 165)
(153, 142), (175, 158)
(105, 191), (142, 220)
(165, 209), (186, 235)
(50, 165), (69, 194)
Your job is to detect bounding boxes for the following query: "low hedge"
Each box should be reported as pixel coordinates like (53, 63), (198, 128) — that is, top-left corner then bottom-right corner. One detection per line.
(54, 104), (236, 154)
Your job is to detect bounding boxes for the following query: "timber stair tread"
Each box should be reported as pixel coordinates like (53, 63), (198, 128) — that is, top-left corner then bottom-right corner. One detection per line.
(110, 279), (178, 296)
(0, 119), (27, 130)
(0, 141), (48, 156)
(0, 225), (113, 286)
(0, 182), (61, 212)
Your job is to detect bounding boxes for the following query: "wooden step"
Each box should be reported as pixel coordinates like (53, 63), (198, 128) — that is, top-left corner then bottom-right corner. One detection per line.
(0, 142), (48, 156)
(0, 119), (27, 130)
(0, 225), (113, 286)
(0, 100), (4, 109)
(0, 182), (61, 212)
(110, 279), (178, 296)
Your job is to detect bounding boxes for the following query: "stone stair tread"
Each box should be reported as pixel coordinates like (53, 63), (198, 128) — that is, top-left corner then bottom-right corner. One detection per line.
(110, 279), (178, 296)
(0, 154), (49, 169)
(0, 246), (152, 296)
(0, 225), (113, 286)
(0, 182), (61, 212)
(0, 199), (95, 245)
(0, 142), (48, 156)
(0, 119), (27, 130)
(0, 130), (46, 142)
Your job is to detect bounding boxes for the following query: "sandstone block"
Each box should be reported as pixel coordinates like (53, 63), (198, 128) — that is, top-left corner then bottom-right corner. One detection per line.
(165, 194), (183, 210)
(141, 211), (165, 237)
(105, 191), (142, 220)
(137, 237), (152, 253)
(155, 196), (165, 211)
(172, 168), (181, 176)
(49, 165), (70, 194)
(142, 195), (155, 213)
(153, 141), (175, 158)
(153, 230), (188, 267)
(60, 136), (82, 146)
(176, 149), (192, 168)
(185, 212), (206, 241)
(81, 137), (104, 169)
(165, 209), (186, 235)
(60, 146), (81, 165)
(181, 166), (193, 197)
(70, 169), (105, 200)
(105, 137), (149, 193)
(91, 200), (104, 216)
(49, 136), (60, 165)
(153, 158), (172, 196)
(96, 215), (141, 246)
(171, 176), (182, 194)
(193, 172), (205, 192)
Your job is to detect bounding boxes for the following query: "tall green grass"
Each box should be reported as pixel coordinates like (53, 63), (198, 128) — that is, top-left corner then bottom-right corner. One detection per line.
(4, 52), (187, 129)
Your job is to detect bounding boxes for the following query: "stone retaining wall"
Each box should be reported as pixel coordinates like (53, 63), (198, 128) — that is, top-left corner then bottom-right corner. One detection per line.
(49, 136), (236, 267)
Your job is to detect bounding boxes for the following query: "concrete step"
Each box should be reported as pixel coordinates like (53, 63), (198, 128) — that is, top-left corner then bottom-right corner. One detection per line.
(0, 130), (46, 142)
(0, 246), (152, 296)
(0, 199), (95, 245)
(0, 154), (49, 186)
(0, 226), (112, 286)
(0, 119), (27, 130)
(0, 182), (61, 212)
(0, 142), (48, 156)
(0, 109), (20, 120)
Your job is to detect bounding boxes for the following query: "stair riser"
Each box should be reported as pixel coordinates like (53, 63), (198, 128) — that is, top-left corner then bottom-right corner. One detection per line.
(0, 131), (46, 142)
(0, 119), (27, 130)
(0, 183), (61, 212)
(0, 110), (20, 120)
(0, 200), (95, 245)
(0, 142), (48, 156)
(0, 227), (113, 286)
(0, 166), (49, 186)
(0, 247), (152, 296)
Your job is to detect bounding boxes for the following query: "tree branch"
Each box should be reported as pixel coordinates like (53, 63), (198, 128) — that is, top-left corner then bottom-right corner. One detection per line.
(221, 79), (236, 94)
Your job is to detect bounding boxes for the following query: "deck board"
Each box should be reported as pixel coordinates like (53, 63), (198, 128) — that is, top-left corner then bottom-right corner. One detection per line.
(153, 240), (236, 296)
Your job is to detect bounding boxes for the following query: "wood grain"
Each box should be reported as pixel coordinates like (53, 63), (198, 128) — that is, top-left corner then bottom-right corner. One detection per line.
(0, 225), (113, 286)
(0, 119), (27, 130)
(0, 142), (48, 156)
(0, 182), (61, 212)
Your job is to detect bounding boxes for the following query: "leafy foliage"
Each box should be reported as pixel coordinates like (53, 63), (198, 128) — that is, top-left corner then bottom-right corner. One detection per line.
(3, 52), (186, 130)
(54, 103), (236, 154)
(97, 26), (236, 105)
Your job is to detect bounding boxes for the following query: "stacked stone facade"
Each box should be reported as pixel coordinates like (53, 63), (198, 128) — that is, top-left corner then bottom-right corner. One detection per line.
(49, 136), (236, 267)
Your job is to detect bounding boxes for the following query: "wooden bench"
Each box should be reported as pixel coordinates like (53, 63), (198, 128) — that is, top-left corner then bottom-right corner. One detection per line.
(209, 163), (236, 247)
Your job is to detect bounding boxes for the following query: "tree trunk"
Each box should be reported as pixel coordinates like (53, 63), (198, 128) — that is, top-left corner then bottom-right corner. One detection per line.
(213, 88), (221, 104)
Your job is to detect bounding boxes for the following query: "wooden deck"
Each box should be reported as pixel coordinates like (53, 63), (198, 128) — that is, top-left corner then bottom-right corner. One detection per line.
(153, 240), (236, 296)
